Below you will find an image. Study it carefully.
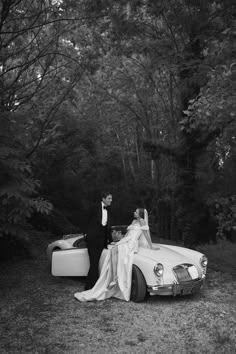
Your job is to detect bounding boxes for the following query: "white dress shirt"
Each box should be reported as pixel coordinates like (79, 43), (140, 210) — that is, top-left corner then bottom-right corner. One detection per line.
(101, 202), (108, 226)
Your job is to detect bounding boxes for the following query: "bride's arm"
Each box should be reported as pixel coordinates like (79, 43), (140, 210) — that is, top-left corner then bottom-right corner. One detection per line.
(139, 218), (146, 228)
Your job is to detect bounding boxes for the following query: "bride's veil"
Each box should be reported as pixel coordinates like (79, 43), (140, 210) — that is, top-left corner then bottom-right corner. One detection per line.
(144, 209), (149, 227)
(142, 208), (152, 248)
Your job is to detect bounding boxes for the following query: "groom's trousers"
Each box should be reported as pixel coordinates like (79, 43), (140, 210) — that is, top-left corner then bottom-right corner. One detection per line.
(85, 225), (108, 290)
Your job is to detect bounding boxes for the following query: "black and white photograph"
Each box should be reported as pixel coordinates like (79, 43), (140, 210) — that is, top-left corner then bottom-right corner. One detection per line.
(0, 0), (236, 353)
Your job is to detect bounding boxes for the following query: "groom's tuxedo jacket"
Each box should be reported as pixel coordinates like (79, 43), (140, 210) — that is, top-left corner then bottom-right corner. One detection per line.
(85, 203), (112, 247)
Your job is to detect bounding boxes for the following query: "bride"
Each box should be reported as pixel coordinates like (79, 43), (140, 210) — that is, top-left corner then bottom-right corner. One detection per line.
(74, 208), (152, 302)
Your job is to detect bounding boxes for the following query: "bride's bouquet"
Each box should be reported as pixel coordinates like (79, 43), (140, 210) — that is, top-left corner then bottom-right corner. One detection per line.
(111, 225), (127, 242)
(112, 230), (123, 242)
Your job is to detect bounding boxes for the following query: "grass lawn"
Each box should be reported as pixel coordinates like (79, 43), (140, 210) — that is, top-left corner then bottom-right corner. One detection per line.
(0, 236), (236, 353)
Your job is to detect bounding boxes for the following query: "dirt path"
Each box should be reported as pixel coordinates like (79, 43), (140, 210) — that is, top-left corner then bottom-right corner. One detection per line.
(0, 254), (236, 354)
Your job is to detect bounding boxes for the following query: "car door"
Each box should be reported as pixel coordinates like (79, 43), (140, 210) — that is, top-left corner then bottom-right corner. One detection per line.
(52, 248), (90, 276)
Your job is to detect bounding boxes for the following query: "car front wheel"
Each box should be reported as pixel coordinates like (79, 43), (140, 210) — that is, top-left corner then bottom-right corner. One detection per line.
(131, 265), (147, 302)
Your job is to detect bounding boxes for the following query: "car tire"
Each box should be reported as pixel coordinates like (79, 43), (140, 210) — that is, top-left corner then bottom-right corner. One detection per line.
(131, 265), (147, 302)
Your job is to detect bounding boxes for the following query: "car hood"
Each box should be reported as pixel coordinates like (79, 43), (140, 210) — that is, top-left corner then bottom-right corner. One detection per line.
(138, 244), (195, 267)
(134, 244), (203, 286)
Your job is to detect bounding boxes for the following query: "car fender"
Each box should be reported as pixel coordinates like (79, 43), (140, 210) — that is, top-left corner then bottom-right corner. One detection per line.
(47, 239), (75, 260)
(133, 252), (161, 286)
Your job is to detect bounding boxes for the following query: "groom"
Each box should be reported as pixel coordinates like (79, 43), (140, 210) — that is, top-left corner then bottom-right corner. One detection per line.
(85, 192), (113, 290)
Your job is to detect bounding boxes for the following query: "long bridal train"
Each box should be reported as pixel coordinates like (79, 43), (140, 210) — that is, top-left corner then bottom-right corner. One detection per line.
(74, 221), (151, 302)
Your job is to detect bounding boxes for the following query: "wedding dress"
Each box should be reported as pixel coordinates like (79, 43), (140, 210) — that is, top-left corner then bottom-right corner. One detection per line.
(74, 218), (152, 302)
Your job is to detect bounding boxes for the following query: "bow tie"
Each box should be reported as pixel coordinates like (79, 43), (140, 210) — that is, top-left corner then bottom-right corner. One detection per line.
(103, 206), (108, 210)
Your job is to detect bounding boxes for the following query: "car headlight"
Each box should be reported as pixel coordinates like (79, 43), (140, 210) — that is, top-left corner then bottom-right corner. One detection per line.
(154, 263), (164, 277)
(200, 255), (208, 268)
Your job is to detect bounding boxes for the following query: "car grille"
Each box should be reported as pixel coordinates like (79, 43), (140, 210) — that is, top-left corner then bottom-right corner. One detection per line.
(173, 278), (204, 296)
(173, 263), (198, 283)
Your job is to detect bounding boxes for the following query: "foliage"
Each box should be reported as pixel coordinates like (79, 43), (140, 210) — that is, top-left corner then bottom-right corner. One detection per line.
(0, 0), (95, 241)
(0, 113), (53, 239)
(181, 63), (236, 136)
(0, 0), (235, 255)
(197, 239), (236, 272)
(115, 0), (236, 245)
(207, 196), (236, 240)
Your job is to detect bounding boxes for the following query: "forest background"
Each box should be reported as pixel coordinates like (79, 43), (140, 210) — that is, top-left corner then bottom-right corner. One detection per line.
(0, 0), (235, 259)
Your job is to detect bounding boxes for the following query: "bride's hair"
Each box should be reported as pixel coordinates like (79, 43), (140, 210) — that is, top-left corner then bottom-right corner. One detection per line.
(138, 208), (145, 219)
(138, 208), (149, 226)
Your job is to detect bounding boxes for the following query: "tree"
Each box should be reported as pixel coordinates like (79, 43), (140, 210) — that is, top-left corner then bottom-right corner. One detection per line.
(81, 0), (236, 244)
(0, 112), (53, 239)
(0, 0), (95, 239)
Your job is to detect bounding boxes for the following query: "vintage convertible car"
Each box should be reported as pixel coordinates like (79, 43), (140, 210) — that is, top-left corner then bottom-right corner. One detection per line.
(47, 228), (207, 302)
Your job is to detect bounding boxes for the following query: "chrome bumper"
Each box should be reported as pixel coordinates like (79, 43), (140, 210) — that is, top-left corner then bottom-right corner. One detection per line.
(147, 276), (206, 296)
